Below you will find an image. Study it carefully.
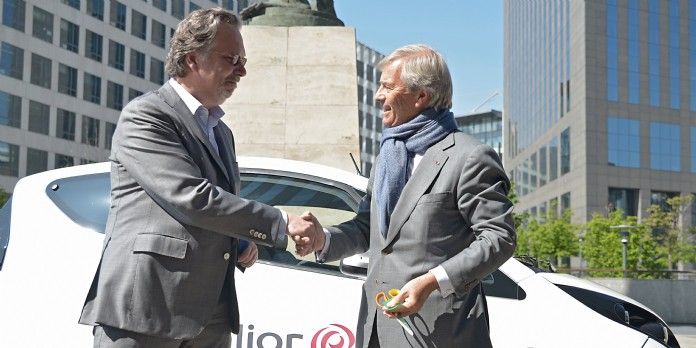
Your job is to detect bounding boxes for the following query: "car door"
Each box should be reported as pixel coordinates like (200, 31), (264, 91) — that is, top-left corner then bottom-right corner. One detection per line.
(233, 168), (365, 348)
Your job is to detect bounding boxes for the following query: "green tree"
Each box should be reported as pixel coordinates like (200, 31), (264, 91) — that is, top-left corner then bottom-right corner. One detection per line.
(0, 187), (9, 206)
(528, 208), (578, 266)
(643, 195), (696, 269)
(582, 210), (664, 278)
(513, 206), (578, 267)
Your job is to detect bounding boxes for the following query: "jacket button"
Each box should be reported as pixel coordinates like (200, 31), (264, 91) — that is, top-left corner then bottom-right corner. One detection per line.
(223, 253), (230, 260)
(249, 229), (257, 236)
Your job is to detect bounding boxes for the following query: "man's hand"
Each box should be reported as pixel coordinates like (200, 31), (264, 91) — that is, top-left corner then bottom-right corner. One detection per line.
(300, 212), (325, 255)
(383, 273), (439, 318)
(238, 242), (258, 268)
(287, 212), (320, 256)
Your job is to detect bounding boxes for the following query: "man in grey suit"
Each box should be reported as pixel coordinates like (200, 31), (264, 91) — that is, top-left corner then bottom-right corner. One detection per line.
(299, 45), (516, 347)
(79, 8), (315, 347)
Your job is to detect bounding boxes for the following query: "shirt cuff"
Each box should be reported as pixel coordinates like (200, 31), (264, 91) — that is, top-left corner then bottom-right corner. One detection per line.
(429, 266), (455, 298)
(273, 209), (288, 243)
(315, 228), (331, 263)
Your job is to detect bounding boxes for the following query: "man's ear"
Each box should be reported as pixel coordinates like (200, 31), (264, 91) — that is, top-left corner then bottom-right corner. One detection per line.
(415, 89), (431, 109)
(184, 53), (198, 72)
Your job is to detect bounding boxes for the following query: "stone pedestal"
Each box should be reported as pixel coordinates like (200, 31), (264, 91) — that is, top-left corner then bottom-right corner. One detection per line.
(221, 26), (359, 172)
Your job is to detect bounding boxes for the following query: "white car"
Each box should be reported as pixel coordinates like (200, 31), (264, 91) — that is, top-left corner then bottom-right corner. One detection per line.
(0, 157), (680, 348)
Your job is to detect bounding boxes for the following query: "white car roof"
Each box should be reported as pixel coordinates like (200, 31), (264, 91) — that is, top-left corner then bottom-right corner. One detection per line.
(23, 156), (368, 193)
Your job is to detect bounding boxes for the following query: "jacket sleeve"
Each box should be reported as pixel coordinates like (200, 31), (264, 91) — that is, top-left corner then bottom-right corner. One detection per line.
(111, 97), (285, 248)
(320, 170), (374, 262)
(440, 144), (517, 297)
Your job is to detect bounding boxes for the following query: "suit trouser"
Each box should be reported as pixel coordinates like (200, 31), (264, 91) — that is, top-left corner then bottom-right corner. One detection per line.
(367, 316), (380, 348)
(93, 302), (232, 348)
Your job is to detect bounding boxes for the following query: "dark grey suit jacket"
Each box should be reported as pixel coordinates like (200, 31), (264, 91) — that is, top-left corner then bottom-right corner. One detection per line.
(322, 132), (516, 348)
(79, 82), (285, 339)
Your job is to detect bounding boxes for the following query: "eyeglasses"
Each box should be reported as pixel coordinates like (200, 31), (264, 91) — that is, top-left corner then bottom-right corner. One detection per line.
(212, 51), (247, 68)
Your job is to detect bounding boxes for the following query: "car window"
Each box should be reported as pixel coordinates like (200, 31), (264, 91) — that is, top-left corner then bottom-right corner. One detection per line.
(45, 173), (110, 234)
(240, 172), (363, 276)
(0, 197), (12, 271)
(483, 270), (527, 300)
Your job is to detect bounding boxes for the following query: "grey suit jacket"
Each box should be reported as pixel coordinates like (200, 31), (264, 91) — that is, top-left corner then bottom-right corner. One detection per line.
(322, 131), (516, 348)
(79, 82), (285, 339)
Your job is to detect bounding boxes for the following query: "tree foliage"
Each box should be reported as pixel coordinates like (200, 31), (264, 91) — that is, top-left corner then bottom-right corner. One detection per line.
(515, 207), (578, 267)
(582, 210), (664, 278)
(642, 195), (696, 269)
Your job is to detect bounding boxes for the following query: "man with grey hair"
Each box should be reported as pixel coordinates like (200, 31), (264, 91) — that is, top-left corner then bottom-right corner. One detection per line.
(79, 7), (316, 347)
(299, 44), (516, 347)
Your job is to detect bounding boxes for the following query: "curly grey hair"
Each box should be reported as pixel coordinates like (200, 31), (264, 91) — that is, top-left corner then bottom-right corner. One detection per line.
(165, 7), (241, 78)
(377, 44), (453, 110)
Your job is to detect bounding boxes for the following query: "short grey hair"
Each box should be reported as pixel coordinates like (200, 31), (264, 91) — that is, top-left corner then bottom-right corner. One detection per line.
(165, 7), (241, 78)
(378, 44), (453, 110)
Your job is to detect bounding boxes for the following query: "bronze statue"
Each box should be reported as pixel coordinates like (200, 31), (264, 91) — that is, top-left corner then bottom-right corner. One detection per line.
(240, 0), (344, 26)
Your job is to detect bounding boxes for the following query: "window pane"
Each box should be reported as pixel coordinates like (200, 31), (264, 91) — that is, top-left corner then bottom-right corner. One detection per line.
(0, 91), (21, 128)
(608, 187), (638, 216)
(86, 0), (104, 20)
(85, 30), (103, 62)
(59, 19), (79, 53)
(153, 0), (166, 11)
(26, 147), (47, 175)
(54, 153), (74, 168)
(106, 81), (123, 110)
(56, 108), (76, 140)
(150, 57), (164, 85)
(131, 9), (146, 40)
(607, 117), (640, 168)
(2, 0), (26, 32)
(81, 115), (100, 147)
(58, 63), (77, 96)
(32, 5), (53, 43)
(560, 128), (571, 175)
(109, 0), (126, 30)
(129, 49), (145, 78)
(105, 121), (116, 150)
(151, 19), (166, 48)
(0, 42), (24, 80)
(30, 53), (51, 88)
(108, 40), (125, 70)
(650, 122), (681, 171)
(28, 100), (49, 135)
(128, 88), (142, 101)
(83, 72), (101, 104)
(0, 141), (19, 177)
(61, 0), (80, 10)
(171, 0), (184, 19)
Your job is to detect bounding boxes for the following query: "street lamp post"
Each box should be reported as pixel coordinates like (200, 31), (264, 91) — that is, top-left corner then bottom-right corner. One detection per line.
(610, 224), (636, 278)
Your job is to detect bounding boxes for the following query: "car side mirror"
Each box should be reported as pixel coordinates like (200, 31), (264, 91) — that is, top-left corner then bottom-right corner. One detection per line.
(339, 253), (368, 277)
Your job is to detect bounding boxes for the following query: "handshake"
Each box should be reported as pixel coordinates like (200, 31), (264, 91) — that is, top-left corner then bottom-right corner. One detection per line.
(286, 212), (325, 256)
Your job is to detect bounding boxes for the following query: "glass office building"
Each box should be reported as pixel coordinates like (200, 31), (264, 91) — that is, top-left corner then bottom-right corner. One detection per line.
(456, 109), (503, 157)
(504, 0), (696, 224)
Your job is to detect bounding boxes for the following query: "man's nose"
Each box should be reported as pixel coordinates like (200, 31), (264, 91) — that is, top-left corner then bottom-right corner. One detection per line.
(236, 65), (246, 77)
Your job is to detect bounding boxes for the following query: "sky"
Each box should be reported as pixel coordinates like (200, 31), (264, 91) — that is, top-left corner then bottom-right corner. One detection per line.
(333, 0), (503, 116)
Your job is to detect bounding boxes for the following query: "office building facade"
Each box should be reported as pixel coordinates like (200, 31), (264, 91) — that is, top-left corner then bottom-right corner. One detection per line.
(504, 0), (696, 224)
(455, 109), (503, 157)
(0, 0), (251, 192)
(355, 41), (384, 176)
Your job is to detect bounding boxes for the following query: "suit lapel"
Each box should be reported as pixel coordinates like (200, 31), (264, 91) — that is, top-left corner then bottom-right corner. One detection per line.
(157, 83), (231, 185)
(382, 133), (455, 250)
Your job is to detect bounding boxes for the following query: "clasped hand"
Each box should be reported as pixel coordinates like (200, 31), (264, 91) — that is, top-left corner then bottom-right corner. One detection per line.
(286, 212), (324, 256)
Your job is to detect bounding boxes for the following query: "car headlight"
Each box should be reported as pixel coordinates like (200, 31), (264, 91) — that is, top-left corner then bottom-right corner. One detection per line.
(555, 284), (679, 348)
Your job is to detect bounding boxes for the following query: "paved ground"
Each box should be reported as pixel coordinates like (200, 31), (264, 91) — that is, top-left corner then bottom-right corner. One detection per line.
(671, 324), (696, 348)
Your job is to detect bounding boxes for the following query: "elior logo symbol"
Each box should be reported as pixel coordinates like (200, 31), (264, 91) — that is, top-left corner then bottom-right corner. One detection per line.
(310, 323), (356, 348)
